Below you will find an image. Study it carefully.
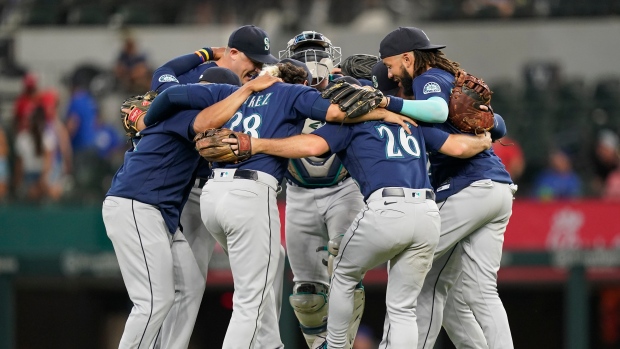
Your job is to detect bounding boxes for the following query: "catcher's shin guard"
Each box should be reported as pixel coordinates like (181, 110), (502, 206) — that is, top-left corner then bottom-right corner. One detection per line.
(346, 283), (366, 349)
(290, 282), (329, 348)
(326, 234), (344, 279)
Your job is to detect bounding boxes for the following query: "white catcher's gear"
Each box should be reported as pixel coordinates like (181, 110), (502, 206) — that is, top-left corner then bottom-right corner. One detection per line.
(322, 234), (366, 349)
(325, 234), (343, 278)
(279, 30), (342, 66)
(290, 282), (330, 347)
(309, 288), (365, 349)
(288, 119), (349, 186)
(279, 31), (340, 88)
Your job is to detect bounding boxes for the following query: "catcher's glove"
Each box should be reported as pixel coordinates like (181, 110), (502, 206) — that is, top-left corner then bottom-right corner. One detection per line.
(448, 70), (494, 134)
(120, 90), (158, 138)
(321, 81), (384, 119)
(194, 128), (252, 163)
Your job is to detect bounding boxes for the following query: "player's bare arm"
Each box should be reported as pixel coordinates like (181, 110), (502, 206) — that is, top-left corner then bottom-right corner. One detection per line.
(193, 75), (281, 132)
(230, 134), (329, 158)
(325, 105), (415, 131)
(211, 47), (225, 60)
(439, 132), (492, 158)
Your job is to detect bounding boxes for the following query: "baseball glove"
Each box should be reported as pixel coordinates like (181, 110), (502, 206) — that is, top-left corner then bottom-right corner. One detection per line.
(321, 81), (384, 119)
(120, 90), (158, 138)
(340, 54), (380, 81)
(194, 128), (252, 163)
(448, 70), (494, 134)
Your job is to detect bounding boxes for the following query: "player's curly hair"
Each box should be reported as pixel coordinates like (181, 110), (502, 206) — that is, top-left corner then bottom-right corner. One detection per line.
(278, 62), (308, 85)
(412, 50), (460, 78)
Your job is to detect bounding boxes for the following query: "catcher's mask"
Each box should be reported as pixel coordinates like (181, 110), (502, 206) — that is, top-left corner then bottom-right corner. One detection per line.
(279, 31), (342, 66)
(290, 50), (334, 88)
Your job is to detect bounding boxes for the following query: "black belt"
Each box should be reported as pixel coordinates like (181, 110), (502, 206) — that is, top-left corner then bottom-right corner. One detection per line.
(208, 169), (259, 181)
(286, 174), (351, 189)
(381, 188), (435, 201)
(197, 177), (209, 188)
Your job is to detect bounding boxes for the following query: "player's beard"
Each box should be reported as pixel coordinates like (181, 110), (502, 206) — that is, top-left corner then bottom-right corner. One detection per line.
(399, 65), (414, 96)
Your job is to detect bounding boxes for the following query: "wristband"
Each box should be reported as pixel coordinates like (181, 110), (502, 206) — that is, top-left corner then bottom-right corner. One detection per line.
(194, 47), (214, 62)
(384, 96), (403, 113)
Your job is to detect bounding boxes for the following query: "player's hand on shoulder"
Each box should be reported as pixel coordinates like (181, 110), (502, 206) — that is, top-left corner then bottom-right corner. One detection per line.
(210, 47), (225, 60)
(246, 74), (282, 92)
(381, 110), (416, 134)
(477, 130), (492, 149)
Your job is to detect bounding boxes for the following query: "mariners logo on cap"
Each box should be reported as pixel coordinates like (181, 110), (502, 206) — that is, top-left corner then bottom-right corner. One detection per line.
(372, 76), (379, 88)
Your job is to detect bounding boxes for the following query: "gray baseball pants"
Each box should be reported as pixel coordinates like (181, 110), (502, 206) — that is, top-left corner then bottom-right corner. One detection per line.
(415, 180), (516, 349)
(328, 188), (440, 349)
(103, 196), (195, 349)
(285, 177), (364, 285)
(200, 169), (284, 349)
(155, 184), (215, 349)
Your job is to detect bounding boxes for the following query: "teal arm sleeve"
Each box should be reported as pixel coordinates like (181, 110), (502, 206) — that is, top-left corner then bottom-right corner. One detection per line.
(399, 96), (449, 123)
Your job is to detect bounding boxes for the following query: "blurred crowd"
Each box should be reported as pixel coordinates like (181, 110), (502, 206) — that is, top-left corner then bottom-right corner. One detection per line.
(0, 32), (619, 205)
(2, 0), (619, 28)
(0, 34), (153, 205)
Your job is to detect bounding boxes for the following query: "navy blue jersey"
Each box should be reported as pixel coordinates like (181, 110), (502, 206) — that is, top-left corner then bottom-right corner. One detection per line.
(412, 68), (513, 201)
(107, 84), (237, 233)
(175, 61), (217, 179)
(313, 121), (449, 200)
(177, 82), (330, 182)
(151, 57), (219, 179)
(151, 58), (217, 92)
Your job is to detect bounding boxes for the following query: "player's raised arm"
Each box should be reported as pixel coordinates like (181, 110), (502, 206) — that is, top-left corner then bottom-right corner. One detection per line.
(439, 132), (492, 158)
(223, 134), (330, 159)
(193, 75), (282, 132)
(383, 96), (449, 123)
(140, 74), (280, 132)
(252, 134), (330, 158)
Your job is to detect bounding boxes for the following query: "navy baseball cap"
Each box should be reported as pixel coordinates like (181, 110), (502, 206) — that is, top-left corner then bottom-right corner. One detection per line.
(371, 61), (399, 96)
(279, 58), (313, 85)
(379, 27), (446, 59)
(199, 67), (242, 86)
(228, 25), (278, 64)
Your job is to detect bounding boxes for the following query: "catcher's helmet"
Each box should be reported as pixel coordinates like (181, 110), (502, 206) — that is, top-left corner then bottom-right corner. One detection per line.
(279, 31), (342, 65)
(279, 31), (341, 88)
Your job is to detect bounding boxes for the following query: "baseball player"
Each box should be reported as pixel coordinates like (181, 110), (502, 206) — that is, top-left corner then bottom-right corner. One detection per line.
(152, 25), (276, 88)
(103, 72), (280, 349)
(143, 25), (281, 349)
(235, 100), (493, 349)
(377, 27), (516, 349)
(147, 61), (410, 349)
(280, 30), (341, 91)
(278, 31), (367, 347)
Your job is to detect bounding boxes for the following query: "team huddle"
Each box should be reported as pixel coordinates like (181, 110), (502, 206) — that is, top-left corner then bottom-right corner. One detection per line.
(103, 24), (517, 349)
